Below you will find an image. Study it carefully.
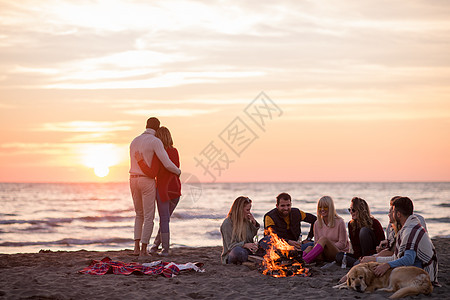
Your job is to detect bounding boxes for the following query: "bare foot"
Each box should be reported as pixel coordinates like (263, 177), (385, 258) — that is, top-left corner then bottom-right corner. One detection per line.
(140, 251), (150, 257)
(133, 241), (140, 256)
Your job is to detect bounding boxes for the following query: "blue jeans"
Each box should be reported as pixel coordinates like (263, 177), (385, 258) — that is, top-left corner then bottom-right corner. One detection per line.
(301, 241), (314, 251)
(156, 188), (180, 235)
(227, 246), (251, 264)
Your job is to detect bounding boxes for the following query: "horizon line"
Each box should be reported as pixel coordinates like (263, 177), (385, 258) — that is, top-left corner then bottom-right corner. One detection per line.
(1, 180), (449, 184)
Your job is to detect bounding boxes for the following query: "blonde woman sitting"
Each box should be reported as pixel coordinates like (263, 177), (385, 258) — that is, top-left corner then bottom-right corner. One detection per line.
(303, 196), (349, 263)
(220, 196), (260, 264)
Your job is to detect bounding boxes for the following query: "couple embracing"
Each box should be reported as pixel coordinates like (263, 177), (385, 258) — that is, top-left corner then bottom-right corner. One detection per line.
(129, 117), (181, 257)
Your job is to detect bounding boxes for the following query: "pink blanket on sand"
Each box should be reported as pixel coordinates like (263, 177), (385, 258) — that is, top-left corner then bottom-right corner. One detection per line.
(79, 257), (200, 278)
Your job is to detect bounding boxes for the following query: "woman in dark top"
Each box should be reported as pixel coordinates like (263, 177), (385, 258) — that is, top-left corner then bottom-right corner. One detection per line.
(339, 197), (385, 267)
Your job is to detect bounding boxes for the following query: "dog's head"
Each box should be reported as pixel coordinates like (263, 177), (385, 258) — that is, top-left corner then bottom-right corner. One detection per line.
(346, 263), (374, 293)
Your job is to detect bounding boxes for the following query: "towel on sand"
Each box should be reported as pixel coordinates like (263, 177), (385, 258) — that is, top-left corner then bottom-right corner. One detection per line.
(79, 257), (202, 278)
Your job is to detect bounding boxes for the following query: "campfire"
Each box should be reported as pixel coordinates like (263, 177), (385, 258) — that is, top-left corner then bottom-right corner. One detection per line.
(260, 228), (310, 278)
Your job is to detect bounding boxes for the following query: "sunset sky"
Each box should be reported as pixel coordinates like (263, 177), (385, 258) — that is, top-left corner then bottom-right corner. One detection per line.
(0, 0), (449, 183)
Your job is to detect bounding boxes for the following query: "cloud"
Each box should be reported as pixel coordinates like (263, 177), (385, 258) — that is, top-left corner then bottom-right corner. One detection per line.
(27, 121), (135, 143)
(36, 121), (133, 132)
(42, 70), (265, 90)
(1, 0), (449, 93)
(125, 108), (216, 117)
(63, 132), (120, 143)
(0, 142), (71, 156)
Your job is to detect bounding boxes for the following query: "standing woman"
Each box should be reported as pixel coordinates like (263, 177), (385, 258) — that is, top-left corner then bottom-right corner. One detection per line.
(302, 196), (349, 263)
(220, 196), (260, 264)
(135, 126), (181, 256)
(340, 197), (385, 266)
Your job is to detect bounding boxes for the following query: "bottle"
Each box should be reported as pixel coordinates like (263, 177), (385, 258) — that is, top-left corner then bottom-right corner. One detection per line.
(321, 261), (336, 269)
(341, 252), (347, 269)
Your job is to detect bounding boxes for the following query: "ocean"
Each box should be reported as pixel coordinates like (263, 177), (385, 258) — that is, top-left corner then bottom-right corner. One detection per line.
(1, 182), (449, 254)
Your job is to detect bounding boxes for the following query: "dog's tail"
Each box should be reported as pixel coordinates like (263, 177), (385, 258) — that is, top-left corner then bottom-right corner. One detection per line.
(389, 274), (433, 299)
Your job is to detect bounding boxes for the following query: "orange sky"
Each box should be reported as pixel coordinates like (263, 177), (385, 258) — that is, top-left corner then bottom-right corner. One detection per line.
(0, 1), (449, 183)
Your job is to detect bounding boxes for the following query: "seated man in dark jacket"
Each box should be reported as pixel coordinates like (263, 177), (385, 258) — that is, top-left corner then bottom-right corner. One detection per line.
(261, 192), (317, 252)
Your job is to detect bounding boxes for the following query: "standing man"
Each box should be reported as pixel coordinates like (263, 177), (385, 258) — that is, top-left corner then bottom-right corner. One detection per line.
(373, 197), (438, 285)
(129, 117), (181, 256)
(262, 192), (316, 252)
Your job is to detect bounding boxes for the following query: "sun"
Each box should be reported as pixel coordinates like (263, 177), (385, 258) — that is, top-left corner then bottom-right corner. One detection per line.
(94, 166), (110, 177)
(80, 144), (123, 178)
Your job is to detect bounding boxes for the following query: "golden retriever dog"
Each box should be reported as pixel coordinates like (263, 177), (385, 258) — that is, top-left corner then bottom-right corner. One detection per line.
(333, 262), (433, 299)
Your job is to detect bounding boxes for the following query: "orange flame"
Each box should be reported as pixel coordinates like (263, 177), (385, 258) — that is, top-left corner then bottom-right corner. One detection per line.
(261, 228), (309, 277)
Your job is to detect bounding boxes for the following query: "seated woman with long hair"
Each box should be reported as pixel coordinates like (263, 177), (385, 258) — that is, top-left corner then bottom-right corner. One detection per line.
(220, 196), (260, 264)
(302, 196), (349, 263)
(336, 196), (385, 267)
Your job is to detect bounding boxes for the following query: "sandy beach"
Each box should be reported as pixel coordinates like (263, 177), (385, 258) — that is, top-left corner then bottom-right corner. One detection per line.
(0, 238), (448, 299)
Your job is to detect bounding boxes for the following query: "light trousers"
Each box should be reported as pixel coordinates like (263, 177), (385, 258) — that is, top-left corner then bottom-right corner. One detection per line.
(130, 176), (156, 244)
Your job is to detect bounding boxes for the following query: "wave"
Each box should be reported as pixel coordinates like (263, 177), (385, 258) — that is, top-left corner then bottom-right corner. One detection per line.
(79, 216), (132, 222)
(336, 209), (350, 215)
(0, 213), (17, 217)
(83, 222), (134, 230)
(20, 225), (57, 232)
(171, 212), (225, 220)
(296, 199), (316, 204)
(0, 215), (133, 226)
(425, 217), (450, 223)
(0, 218), (73, 226)
(436, 203), (450, 208)
(370, 210), (388, 215)
(1, 212), (228, 226)
(205, 230), (221, 238)
(435, 234), (450, 238)
(0, 237), (130, 247)
(413, 197), (434, 202)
